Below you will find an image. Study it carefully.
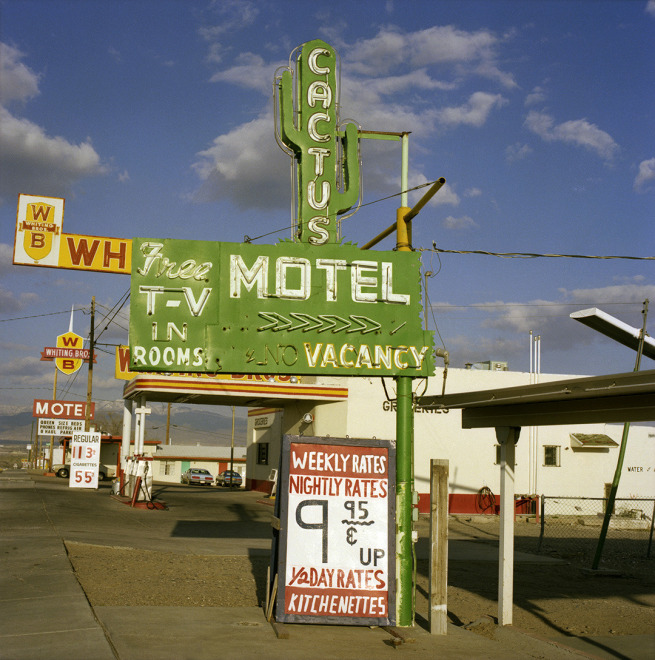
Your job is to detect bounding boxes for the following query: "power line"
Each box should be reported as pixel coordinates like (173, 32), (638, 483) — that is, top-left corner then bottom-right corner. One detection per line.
(0, 310), (75, 323)
(432, 301), (645, 309)
(93, 289), (131, 340)
(427, 244), (654, 260)
(244, 179), (439, 243)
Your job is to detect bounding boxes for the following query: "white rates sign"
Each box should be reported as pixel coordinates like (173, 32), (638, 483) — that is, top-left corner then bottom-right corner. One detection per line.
(69, 431), (101, 489)
(276, 436), (395, 626)
(38, 418), (85, 436)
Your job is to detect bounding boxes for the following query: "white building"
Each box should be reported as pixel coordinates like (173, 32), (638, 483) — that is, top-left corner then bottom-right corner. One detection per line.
(151, 444), (246, 484)
(246, 368), (655, 515)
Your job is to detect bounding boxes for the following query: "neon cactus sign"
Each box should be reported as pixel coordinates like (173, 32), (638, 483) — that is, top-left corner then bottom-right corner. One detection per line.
(276, 39), (360, 245)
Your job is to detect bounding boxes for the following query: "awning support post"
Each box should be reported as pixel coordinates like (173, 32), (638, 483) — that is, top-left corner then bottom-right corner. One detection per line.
(496, 425), (520, 626)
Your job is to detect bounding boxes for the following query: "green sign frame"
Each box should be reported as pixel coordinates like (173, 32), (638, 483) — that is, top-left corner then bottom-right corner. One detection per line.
(129, 238), (434, 377)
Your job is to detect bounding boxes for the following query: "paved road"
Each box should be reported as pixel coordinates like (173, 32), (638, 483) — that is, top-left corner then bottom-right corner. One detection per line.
(1, 470), (652, 660)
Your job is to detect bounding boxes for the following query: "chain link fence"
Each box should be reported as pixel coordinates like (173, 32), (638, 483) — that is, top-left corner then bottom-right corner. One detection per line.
(535, 496), (655, 567)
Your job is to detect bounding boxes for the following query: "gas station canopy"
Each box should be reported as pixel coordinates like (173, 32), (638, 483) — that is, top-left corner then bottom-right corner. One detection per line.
(123, 373), (348, 408)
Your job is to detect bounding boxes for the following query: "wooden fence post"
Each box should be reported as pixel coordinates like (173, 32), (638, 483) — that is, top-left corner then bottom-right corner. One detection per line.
(429, 458), (449, 634)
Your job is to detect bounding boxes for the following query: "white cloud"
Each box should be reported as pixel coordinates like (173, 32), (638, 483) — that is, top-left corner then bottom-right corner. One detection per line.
(196, 25), (516, 208)
(480, 284), (655, 346)
(354, 68), (456, 97)
(199, 0), (259, 40)
(647, 0), (655, 17)
(436, 92), (508, 128)
(199, 0), (260, 64)
(0, 286), (40, 313)
(524, 110), (619, 160)
(0, 43), (40, 105)
(0, 107), (106, 202)
(442, 215), (477, 230)
(432, 285), (655, 371)
(192, 113), (291, 209)
(505, 142), (533, 162)
(524, 85), (546, 107)
(434, 332), (525, 371)
(0, 42), (107, 203)
(407, 175), (459, 207)
(464, 188), (482, 197)
(430, 182), (460, 206)
(613, 275), (645, 284)
(561, 284), (655, 305)
(108, 47), (122, 64)
(209, 52), (280, 92)
(1, 356), (53, 385)
(344, 25), (516, 88)
(634, 158), (655, 192)
(0, 243), (13, 274)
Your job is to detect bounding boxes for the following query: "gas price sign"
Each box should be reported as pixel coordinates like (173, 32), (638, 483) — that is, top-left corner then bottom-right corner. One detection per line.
(275, 435), (395, 626)
(69, 431), (101, 489)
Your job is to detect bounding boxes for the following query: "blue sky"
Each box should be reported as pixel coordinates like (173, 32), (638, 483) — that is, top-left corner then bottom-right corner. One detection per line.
(1, 0), (654, 416)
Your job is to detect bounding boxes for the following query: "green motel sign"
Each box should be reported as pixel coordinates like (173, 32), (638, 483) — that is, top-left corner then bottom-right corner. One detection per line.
(129, 238), (434, 377)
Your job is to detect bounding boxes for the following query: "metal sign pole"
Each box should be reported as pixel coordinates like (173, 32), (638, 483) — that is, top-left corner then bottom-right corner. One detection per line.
(395, 133), (415, 627)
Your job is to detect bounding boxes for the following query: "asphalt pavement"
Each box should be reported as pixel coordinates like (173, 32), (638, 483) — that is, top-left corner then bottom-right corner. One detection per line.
(1, 469), (652, 660)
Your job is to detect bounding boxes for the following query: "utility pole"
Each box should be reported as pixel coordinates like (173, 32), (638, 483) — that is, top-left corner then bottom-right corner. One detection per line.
(592, 300), (649, 569)
(84, 296), (95, 432)
(47, 365), (58, 471)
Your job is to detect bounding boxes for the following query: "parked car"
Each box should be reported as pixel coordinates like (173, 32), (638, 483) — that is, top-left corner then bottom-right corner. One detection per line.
(53, 464), (112, 481)
(181, 468), (214, 486)
(216, 470), (243, 487)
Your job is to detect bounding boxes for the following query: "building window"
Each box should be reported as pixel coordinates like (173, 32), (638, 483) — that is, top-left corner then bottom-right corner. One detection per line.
(543, 446), (560, 467)
(164, 461), (174, 475)
(494, 445), (501, 465)
(257, 443), (269, 466)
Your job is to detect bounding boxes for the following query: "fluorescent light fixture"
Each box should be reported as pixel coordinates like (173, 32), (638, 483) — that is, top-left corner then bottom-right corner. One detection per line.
(570, 307), (655, 360)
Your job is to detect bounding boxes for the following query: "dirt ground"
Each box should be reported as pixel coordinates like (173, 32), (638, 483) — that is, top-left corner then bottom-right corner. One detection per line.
(65, 514), (655, 640)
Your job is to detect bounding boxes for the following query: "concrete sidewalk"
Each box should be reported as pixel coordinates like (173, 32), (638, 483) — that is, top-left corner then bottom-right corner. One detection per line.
(1, 470), (652, 660)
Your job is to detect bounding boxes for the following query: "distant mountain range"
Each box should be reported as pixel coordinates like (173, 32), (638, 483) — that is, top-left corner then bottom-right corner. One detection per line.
(0, 406), (247, 448)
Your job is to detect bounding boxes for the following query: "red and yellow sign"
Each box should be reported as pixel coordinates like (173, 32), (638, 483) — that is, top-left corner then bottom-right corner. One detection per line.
(58, 234), (131, 274)
(32, 399), (95, 420)
(40, 331), (94, 375)
(55, 331), (84, 375)
(14, 194), (64, 267)
(13, 194), (131, 275)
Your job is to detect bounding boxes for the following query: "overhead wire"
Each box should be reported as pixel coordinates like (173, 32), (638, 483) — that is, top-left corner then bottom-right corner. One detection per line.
(244, 179), (440, 243)
(427, 243), (654, 261)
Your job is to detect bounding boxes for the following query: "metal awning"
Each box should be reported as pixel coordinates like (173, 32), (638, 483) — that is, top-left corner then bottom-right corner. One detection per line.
(569, 433), (619, 448)
(416, 368), (655, 627)
(417, 370), (655, 428)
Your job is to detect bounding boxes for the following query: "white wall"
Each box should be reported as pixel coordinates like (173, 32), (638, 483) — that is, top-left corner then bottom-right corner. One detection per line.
(247, 409), (284, 487)
(245, 369), (655, 508)
(339, 371), (655, 501)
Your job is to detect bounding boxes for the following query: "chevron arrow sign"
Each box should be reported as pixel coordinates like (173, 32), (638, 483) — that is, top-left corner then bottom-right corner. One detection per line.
(258, 312), (382, 335)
